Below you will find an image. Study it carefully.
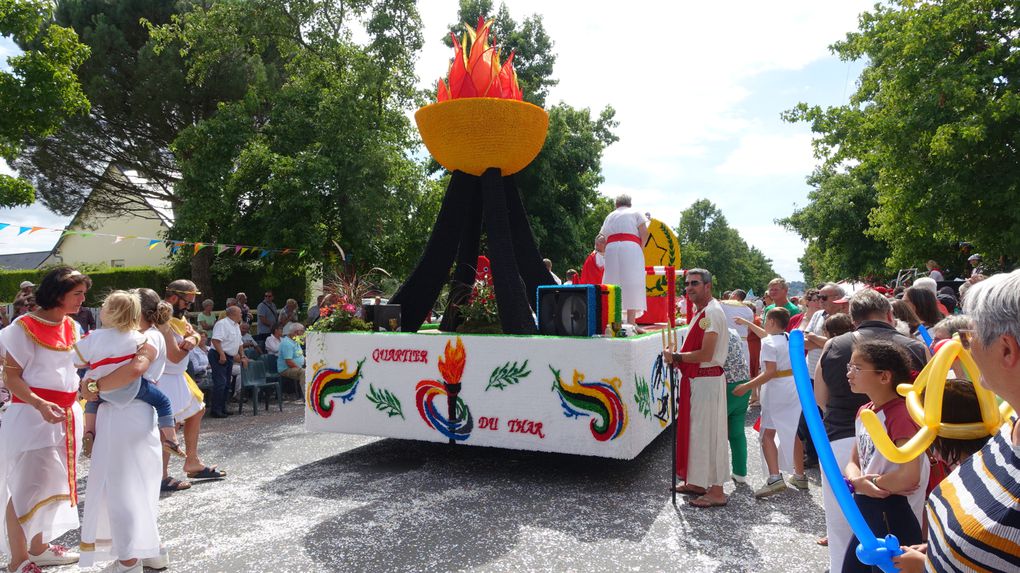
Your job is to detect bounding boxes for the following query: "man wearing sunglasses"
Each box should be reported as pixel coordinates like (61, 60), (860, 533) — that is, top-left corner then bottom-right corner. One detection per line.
(663, 268), (729, 508)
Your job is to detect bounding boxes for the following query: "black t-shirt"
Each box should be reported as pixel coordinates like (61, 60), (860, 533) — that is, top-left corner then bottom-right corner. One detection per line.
(819, 320), (928, 441)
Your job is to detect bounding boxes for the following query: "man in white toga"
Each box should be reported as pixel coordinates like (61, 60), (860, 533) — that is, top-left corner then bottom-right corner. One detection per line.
(599, 194), (649, 329)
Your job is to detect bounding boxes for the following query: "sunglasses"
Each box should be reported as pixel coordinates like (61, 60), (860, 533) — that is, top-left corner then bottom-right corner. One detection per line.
(684, 280), (701, 287)
(817, 295), (830, 301)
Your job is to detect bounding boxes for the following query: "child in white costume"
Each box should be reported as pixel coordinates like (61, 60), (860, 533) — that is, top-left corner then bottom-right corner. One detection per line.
(77, 291), (184, 459)
(733, 307), (806, 497)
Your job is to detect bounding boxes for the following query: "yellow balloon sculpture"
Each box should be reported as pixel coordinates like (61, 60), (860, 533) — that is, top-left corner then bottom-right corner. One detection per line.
(860, 337), (1016, 464)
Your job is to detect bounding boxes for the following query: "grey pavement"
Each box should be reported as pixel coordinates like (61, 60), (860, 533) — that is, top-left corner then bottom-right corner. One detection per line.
(38, 401), (830, 573)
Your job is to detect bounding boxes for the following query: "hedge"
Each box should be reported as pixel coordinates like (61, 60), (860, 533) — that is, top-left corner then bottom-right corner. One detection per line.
(0, 266), (307, 308)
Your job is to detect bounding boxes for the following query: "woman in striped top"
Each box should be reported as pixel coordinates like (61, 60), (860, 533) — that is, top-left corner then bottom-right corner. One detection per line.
(895, 271), (1020, 572)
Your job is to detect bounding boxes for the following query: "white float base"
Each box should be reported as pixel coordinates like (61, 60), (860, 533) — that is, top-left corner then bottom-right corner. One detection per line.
(304, 330), (673, 459)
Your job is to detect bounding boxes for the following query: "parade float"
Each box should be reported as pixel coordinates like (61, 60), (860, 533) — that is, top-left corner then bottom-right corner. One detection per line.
(305, 18), (682, 459)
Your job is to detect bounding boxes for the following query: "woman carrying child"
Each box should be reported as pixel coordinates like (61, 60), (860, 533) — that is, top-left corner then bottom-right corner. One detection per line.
(77, 289), (173, 573)
(842, 340), (929, 573)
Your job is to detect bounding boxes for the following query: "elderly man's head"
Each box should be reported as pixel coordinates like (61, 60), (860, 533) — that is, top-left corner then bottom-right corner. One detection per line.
(819, 283), (847, 315)
(615, 194), (632, 208)
(226, 305), (242, 323)
(595, 234), (607, 253)
(963, 270), (1020, 402)
(285, 322), (305, 338)
(225, 297), (238, 308)
(730, 289), (747, 302)
(913, 277), (938, 294)
(849, 289), (893, 326)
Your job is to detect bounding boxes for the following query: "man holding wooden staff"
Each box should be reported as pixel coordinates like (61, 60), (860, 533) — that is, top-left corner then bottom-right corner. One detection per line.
(662, 268), (730, 507)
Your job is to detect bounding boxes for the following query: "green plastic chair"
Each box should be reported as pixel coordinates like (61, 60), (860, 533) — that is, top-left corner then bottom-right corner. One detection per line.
(238, 359), (283, 415)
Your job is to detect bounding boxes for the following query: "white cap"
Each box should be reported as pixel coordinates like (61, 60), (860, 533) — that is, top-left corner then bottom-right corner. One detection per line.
(19, 281), (34, 289)
(968, 254), (981, 262)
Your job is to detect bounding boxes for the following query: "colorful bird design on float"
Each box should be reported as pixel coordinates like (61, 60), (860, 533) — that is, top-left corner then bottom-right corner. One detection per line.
(550, 366), (627, 441)
(416, 338), (474, 441)
(308, 358), (366, 418)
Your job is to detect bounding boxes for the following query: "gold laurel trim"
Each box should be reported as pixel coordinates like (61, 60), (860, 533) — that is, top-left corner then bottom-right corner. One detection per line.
(18, 494), (71, 524)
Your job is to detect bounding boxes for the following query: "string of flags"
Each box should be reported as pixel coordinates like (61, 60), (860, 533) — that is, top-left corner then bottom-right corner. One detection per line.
(0, 222), (305, 259)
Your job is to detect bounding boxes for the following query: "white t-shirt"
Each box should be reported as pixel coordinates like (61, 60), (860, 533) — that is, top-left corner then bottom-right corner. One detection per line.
(74, 328), (148, 407)
(211, 318), (242, 357)
(760, 333), (792, 376)
(265, 334), (282, 355)
(599, 206), (646, 238)
(720, 300), (753, 338)
(802, 311), (827, 376)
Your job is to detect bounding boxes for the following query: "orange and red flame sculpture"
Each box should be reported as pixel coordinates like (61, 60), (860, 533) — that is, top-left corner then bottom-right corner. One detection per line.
(436, 18), (523, 102)
(391, 16), (557, 336)
(415, 18), (548, 177)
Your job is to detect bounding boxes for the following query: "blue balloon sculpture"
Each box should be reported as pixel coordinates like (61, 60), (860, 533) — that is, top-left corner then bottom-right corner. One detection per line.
(917, 324), (934, 352)
(788, 330), (903, 572)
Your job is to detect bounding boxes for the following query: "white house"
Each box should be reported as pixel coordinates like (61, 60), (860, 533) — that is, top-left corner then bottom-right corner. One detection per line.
(41, 164), (174, 268)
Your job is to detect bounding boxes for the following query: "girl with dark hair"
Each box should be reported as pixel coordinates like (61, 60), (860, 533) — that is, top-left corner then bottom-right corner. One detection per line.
(903, 287), (943, 328)
(841, 340), (929, 573)
(0, 266), (92, 572)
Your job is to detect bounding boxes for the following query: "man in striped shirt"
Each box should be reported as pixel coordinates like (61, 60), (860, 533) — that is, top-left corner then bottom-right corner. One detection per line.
(896, 270), (1020, 572)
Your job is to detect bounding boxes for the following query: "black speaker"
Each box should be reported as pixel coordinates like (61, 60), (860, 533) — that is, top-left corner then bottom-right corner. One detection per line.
(536, 285), (598, 337)
(364, 304), (402, 331)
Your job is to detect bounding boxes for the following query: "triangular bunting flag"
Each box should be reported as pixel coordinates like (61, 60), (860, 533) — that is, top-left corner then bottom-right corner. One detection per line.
(298, 250), (306, 257)
(234, 245), (243, 255)
(170, 245), (179, 254)
(239, 247), (249, 256)
(217, 244), (229, 254)
(81, 233), (93, 238)
(147, 240), (161, 250)
(17, 227), (30, 235)
(193, 243), (205, 255)
(281, 248), (292, 255)
(29, 226), (45, 234)
(0, 223), (8, 231)
(259, 249), (271, 258)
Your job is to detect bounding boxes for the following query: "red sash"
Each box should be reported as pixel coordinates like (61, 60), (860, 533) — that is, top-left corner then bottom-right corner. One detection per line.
(606, 233), (641, 245)
(12, 388), (79, 506)
(674, 308), (724, 481)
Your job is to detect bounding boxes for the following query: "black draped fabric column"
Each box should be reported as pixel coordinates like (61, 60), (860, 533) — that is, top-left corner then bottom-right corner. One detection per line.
(439, 183), (484, 332)
(390, 171), (473, 333)
(503, 175), (556, 308)
(480, 168), (537, 335)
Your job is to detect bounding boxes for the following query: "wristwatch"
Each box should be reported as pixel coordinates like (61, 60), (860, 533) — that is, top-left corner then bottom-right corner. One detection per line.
(87, 380), (99, 394)
(869, 475), (881, 489)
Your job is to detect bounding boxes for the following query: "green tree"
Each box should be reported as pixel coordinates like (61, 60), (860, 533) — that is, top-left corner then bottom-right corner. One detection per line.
(442, 1), (618, 276)
(0, 0), (89, 205)
(12, 0), (249, 220)
(786, 0), (1020, 271)
(778, 167), (892, 285)
(154, 0), (430, 294)
(675, 199), (778, 294)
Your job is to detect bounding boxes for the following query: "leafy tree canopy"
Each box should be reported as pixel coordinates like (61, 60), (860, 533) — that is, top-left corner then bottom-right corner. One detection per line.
(785, 0), (1020, 276)
(0, 0), (89, 205)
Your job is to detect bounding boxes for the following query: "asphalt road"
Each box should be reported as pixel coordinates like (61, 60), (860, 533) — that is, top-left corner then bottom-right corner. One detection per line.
(38, 400), (830, 573)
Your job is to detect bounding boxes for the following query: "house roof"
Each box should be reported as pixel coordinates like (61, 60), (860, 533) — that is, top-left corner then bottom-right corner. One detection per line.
(0, 250), (51, 270)
(119, 168), (175, 226)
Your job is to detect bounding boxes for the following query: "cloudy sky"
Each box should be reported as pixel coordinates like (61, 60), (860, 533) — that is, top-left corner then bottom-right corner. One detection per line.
(0, 0), (874, 280)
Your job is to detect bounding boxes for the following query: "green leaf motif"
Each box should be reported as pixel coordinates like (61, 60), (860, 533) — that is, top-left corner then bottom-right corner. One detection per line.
(633, 374), (651, 419)
(486, 360), (531, 391)
(366, 384), (405, 420)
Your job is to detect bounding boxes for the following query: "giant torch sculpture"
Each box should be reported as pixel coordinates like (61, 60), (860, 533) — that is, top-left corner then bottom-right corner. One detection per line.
(390, 18), (554, 335)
